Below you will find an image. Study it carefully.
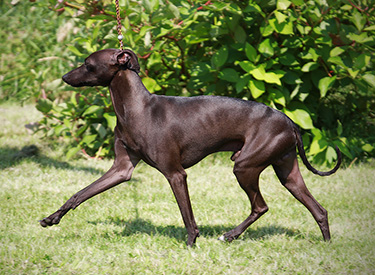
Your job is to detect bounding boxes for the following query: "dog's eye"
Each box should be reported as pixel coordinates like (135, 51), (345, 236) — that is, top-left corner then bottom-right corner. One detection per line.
(86, 64), (95, 72)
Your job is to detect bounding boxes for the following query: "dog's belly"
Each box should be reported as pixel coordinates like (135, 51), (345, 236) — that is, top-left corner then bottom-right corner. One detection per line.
(180, 139), (244, 168)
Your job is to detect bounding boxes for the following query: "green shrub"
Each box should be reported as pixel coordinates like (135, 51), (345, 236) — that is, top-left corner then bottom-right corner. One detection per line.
(27, 0), (375, 163)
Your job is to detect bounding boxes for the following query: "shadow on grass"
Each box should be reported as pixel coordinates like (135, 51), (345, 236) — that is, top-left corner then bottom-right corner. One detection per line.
(0, 145), (105, 175)
(88, 217), (303, 244)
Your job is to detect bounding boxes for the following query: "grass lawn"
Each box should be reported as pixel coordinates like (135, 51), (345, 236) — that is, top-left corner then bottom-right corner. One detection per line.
(1, 103), (374, 274)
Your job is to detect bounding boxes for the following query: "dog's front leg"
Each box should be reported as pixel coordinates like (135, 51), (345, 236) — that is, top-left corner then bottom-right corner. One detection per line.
(165, 169), (200, 246)
(40, 138), (139, 227)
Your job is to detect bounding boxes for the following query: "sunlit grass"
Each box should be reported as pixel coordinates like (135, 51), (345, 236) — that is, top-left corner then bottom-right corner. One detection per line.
(1, 103), (374, 274)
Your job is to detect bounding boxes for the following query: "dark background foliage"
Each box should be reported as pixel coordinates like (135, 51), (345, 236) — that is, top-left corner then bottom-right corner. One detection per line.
(1, 0), (374, 164)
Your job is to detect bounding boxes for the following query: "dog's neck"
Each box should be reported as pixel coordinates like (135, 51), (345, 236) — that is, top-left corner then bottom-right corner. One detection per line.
(109, 69), (151, 119)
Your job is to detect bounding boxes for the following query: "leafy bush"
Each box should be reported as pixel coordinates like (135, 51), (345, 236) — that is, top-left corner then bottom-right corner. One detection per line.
(32, 0), (374, 163)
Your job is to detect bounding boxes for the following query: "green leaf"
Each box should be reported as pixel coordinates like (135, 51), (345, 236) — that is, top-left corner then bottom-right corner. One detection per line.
(70, 92), (78, 106)
(326, 146), (337, 163)
(219, 68), (240, 83)
(258, 38), (274, 57)
(66, 146), (81, 159)
(269, 88), (286, 106)
(225, 3), (242, 15)
(309, 138), (328, 155)
(154, 27), (172, 39)
(76, 124), (89, 137)
(269, 19), (294, 35)
(36, 98), (53, 113)
(347, 32), (373, 44)
(318, 76), (336, 98)
(142, 77), (161, 93)
(337, 120), (343, 136)
(363, 74), (375, 88)
(248, 79), (265, 98)
(238, 61), (256, 72)
(245, 43), (257, 63)
(243, 3), (264, 16)
(168, 2), (180, 18)
(301, 48), (319, 61)
(277, 0), (291, 10)
(142, 0), (152, 13)
(124, 16), (130, 30)
(250, 66), (267, 81)
(103, 33), (116, 41)
(275, 11), (287, 23)
(280, 21), (294, 35)
(67, 45), (83, 57)
(150, 0), (159, 11)
(364, 25), (375, 31)
(301, 62), (319, 72)
(347, 68), (359, 78)
(103, 112), (117, 131)
(82, 105), (103, 117)
(269, 19), (282, 33)
(45, 79), (62, 91)
(139, 26), (155, 37)
(185, 35), (209, 44)
(212, 46), (229, 67)
(279, 53), (298, 66)
(362, 143), (374, 153)
(284, 102), (314, 129)
(330, 47), (345, 57)
(54, 125), (67, 136)
(212, 2), (229, 11)
(234, 26), (246, 43)
(351, 9), (366, 31)
(260, 22), (274, 37)
(81, 134), (97, 146)
(327, 56), (347, 68)
(92, 123), (107, 139)
(311, 128), (323, 139)
(248, 65), (282, 85)
(263, 72), (282, 85)
(340, 4), (352, 11)
(92, 23), (101, 40)
(274, 69), (287, 79)
(63, 118), (72, 129)
(354, 53), (371, 70)
(236, 76), (250, 93)
(335, 139), (353, 159)
(291, 0), (304, 4)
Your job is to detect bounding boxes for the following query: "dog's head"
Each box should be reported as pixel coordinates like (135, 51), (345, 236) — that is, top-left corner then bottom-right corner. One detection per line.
(62, 49), (140, 87)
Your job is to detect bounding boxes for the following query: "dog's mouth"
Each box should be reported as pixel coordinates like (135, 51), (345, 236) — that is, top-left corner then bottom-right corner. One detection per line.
(62, 73), (109, 88)
(62, 72), (97, 87)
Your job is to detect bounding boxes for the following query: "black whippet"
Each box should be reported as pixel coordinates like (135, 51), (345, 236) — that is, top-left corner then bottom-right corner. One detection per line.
(40, 49), (341, 246)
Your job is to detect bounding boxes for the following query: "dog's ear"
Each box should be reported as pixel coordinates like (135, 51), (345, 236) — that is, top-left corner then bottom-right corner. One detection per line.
(116, 51), (130, 65)
(116, 50), (140, 74)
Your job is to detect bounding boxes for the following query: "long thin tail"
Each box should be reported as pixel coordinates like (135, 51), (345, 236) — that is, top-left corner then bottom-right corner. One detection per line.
(294, 125), (342, 176)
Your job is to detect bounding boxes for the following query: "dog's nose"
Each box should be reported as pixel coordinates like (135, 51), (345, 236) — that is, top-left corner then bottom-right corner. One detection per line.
(62, 73), (68, 83)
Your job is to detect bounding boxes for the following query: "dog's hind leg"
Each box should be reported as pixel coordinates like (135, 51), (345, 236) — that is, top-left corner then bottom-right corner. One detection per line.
(272, 150), (331, 241)
(40, 138), (139, 227)
(220, 162), (269, 242)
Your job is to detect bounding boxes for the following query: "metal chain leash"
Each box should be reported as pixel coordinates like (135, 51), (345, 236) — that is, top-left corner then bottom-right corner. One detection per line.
(115, 0), (124, 50)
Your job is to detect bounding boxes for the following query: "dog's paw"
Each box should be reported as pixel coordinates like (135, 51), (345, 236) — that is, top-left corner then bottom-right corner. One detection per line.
(39, 218), (50, 227)
(218, 232), (238, 242)
(39, 214), (60, 227)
